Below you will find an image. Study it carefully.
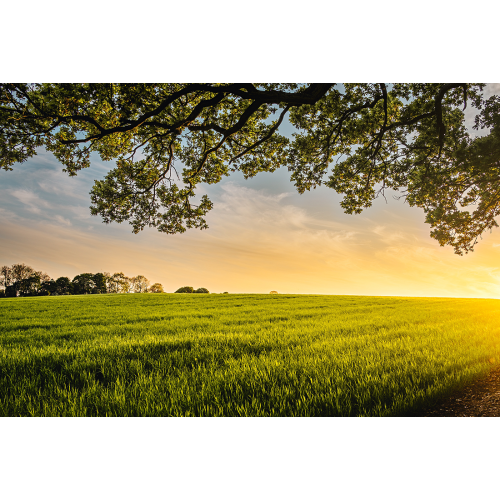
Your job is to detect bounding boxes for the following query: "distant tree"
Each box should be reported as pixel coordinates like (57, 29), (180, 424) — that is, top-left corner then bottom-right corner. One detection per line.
(111, 272), (131, 293)
(92, 273), (107, 294)
(0, 289), (5, 298)
(11, 263), (35, 282)
(106, 273), (120, 293)
(102, 272), (114, 293)
(36, 271), (51, 282)
(0, 263), (160, 298)
(194, 288), (209, 293)
(18, 275), (42, 297)
(131, 275), (150, 293)
(175, 286), (193, 293)
(0, 265), (14, 289)
(72, 273), (95, 294)
(55, 277), (72, 295)
(40, 279), (57, 295)
(0, 263), (51, 297)
(149, 283), (164, 293)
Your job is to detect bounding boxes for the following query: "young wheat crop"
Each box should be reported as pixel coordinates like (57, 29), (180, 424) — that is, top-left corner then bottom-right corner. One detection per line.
(1, 294), (499, 416)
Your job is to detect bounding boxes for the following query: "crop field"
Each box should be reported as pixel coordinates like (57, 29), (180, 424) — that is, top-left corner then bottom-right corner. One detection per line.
(1, 293), (500, 417)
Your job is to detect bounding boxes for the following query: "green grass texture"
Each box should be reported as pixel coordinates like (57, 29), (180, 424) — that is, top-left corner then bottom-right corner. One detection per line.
(1, 293), (499, 416)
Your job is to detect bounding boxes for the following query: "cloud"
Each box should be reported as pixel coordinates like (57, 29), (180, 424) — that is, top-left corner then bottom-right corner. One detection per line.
(215, 183), (360, 239)
(11, 189), (50, 214)
(53, 215), (72, 226)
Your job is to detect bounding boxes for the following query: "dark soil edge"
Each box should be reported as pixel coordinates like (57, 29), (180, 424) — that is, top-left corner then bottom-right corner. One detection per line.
(408, 365), (500, 417)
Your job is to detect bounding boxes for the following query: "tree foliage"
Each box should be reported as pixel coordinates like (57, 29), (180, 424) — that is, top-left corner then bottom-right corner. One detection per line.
(131, 275), (150, 293)
(0, 263), (162, 297)
(72, 273), (96, 294)
(1, 263), (50, 297)
(2, 83), (500, 253)
(149, 283), (164, 293)
(17, 275), (42, 296)
(55, 277), (72, 294)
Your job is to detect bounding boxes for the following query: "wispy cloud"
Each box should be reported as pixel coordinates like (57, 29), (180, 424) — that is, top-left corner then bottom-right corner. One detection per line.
(53, 215), (72, 226)
(11, 189), (49, 214)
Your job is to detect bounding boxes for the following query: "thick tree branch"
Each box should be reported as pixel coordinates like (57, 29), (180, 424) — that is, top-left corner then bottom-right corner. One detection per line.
(371, 83), (389, 161)
(230, 105), (291, 163)
(45, 84), (334, 145)
(188, 101), (263, 181)
(322, 92), (385, 165)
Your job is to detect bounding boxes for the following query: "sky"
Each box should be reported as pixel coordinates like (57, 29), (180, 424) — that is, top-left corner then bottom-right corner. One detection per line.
(2, 84), (500, 298)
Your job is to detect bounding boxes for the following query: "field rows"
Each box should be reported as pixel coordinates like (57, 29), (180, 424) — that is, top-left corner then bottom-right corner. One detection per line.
(1, 294), (500, 416)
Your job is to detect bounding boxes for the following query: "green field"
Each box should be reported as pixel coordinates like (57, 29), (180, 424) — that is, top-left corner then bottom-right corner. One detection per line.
(1, 293), (500, 417)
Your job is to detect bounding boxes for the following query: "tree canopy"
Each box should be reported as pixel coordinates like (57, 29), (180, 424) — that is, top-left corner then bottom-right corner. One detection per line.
(2, 83), (499, 254)
(0, 263), (162, 297)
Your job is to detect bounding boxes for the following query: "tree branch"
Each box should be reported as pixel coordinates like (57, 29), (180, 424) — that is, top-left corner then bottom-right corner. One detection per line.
(52, 84), (334, 144)
(230, 105), (291, 163)
(188, 101), (263, 181)
(436, 83), (467, 156)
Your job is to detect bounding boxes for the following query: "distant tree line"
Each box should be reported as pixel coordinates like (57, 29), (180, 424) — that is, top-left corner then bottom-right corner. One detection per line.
(0, 263), (164, 297)
(175, 287), (209, 293)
